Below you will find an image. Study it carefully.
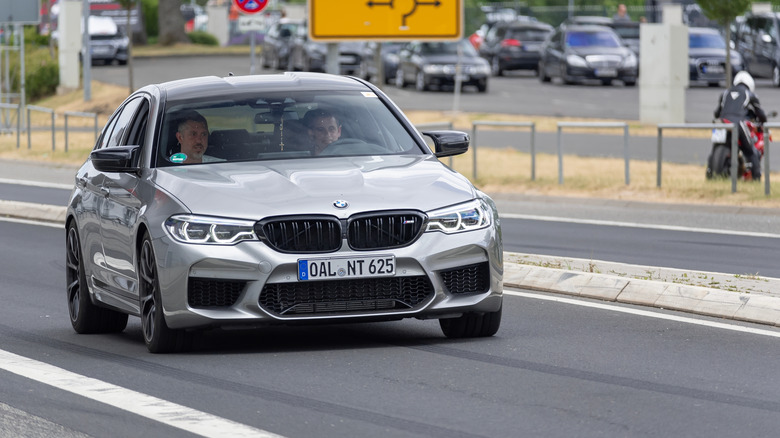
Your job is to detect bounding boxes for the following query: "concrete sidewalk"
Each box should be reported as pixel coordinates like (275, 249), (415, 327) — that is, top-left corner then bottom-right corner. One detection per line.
(2, 159), (780, 329)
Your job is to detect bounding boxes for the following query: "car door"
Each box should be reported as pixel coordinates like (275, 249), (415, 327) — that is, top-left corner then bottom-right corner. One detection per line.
(95, 96), (148, 303)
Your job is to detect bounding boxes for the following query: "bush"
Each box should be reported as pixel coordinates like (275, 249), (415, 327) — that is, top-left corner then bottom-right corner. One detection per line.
(8, 46), (59, 101)
(142, 0), (158, 39)
(187, 31), (219, 46)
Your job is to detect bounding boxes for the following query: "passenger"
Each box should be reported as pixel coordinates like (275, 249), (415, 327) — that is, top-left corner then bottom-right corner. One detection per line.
(174, 110), (222, 164)
(303, 109), (342, 155)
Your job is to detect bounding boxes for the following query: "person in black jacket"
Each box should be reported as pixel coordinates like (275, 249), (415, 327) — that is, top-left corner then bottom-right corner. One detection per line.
(714, 71), (767, 180)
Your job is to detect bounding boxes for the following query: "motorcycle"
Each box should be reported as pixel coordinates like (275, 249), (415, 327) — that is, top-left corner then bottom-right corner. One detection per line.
(706, 112), (776, 181)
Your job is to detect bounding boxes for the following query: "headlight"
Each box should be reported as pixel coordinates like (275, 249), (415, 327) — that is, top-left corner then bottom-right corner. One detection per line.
(566, 54), (588, 68)
(623, 53), (637, 68)
(473, 63), (491, 75)
(165, 214), (258, 245)
(423, 64), (447, 74)
(425, 199), (492, 234)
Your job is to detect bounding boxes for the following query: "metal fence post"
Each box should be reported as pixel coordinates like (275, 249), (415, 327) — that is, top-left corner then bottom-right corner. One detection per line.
(765, 130), (771, 196)
(64, 113), (69, 152)
(530, 124), (536, 181)
(26, 107), (31, 149)
(471, 123), (478, 180)
(556, 125), (563, 184)
(623, 124), (629, 185)
(730, 123), (738, 193)
(657, 126), (662, 187)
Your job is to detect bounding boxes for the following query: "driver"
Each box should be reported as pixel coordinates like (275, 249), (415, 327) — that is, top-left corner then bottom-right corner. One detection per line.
(303, 109), (341, 155)
(714, 71), (767, 181)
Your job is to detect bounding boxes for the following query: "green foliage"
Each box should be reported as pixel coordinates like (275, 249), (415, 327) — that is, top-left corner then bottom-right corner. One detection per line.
(187, 31), (219, 46)
(24, 26), (50, 47)
(696, 0), (752, 26)
(7, 46), (59, 100)
(142, 0), (159, 38)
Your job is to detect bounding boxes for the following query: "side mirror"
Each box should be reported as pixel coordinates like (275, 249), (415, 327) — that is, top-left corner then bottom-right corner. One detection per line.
(91, 145), (141, 172)
(422, 130), (469, 158)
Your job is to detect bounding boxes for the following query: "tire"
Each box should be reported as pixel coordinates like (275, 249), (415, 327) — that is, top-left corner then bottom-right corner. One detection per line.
(773, 65), (780, 88)
(395, 67), (406, 88)
(601, 79), (613, 86)
(624, 80), (637, 86)
(139, 232), (191, 353)
(710, 145), (731, 178)
(415, 70), (428, 91)
(66, 222), (128, 334)
(440, 305), (502, 338)
(477, 79), (488, 93)
(491, 57), (503, 77)
(539, 62), (550, 83)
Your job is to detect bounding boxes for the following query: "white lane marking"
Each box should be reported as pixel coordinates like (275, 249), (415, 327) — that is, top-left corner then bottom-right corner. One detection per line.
(501, 213), (780, 239)
(0, 350), (285, 438)
(0, 178), (73, 190)
(506, 290), (780, 338)
(0, 217), (62, 228)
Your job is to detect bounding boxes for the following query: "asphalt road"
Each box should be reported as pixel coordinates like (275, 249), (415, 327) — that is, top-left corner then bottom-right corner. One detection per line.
(5, 220), (780, 437)
(91, 55), (780, 122)
(89, 55), (780, 171)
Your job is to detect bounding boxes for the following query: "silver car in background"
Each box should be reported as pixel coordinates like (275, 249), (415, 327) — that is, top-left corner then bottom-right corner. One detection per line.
(65, 73), (503, 353)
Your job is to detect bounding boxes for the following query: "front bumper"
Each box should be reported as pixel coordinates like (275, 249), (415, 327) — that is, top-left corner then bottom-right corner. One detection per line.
(565, 65), (637, 82)
(155, 226), (503, 330)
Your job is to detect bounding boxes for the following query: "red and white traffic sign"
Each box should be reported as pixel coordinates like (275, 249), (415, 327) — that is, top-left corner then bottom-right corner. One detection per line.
(233, 0), (268, 15)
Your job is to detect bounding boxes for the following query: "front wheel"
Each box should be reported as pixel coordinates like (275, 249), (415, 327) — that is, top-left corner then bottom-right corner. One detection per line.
(773, 65), (780, 88)
(395, 67), (406, 88)
(709, 145), (731, 178)
(415, 71), (428, 91)
(139, 232), (191, 353)
(440, 305), (502, 338)
(66, 223), (128, 334)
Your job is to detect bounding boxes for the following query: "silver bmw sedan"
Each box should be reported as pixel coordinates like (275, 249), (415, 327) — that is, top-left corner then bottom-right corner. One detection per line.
(65, 72), (503, 353)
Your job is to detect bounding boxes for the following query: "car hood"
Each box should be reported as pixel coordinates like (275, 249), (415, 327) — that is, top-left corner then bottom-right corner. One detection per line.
(153, 155), (478, 219)
(689, 47), (726, 59)
(568, 46), (629, 58)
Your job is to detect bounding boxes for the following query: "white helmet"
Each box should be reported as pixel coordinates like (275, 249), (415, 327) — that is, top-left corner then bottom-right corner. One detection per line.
(733, 71), (755, 92)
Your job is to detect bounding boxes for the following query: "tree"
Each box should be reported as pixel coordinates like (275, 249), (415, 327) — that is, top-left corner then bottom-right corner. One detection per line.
(697, 0), (752, 85)
(158, 0), (188, 46)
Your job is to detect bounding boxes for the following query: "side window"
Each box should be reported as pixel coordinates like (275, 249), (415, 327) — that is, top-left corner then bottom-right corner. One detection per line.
(97, 112), (121, 150)
(125, 99), (150, 147)
(101, 98), (144, 149)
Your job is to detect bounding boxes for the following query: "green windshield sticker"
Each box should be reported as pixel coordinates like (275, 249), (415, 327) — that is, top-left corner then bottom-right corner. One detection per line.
(170, 153), (187, 163)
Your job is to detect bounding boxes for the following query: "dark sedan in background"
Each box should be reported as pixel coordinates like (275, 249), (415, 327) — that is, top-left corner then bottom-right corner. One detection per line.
(395, 40), (491, 92)
(478, 20), (554, 76)
(689, 27), (744, 87)
(287, 22), (363, 75)
(358, 42), (404, 84)
(538, 24), (638, 86)
(261, 18), (303, 70)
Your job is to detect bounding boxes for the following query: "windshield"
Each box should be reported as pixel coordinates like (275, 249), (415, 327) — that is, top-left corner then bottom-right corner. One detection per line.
(566, 31), (621, 48)
(689, 32), (725, 49)
(612, 26), (639, 39)
(156, 90), (425, 167)
(506, 29), (550, 41)
(419, 40), (478, 56)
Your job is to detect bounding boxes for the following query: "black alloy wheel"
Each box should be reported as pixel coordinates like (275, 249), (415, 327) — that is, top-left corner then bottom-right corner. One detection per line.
(66, 222), (128, 334)
(139, 232), (190, 353)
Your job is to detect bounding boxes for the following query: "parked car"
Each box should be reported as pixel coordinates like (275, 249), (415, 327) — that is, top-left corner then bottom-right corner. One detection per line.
(64, 72), (503, 353)
(538, 24), (638, 86)
(358, 42), (404, 84)
(87, 16), (129, 66)
(261, 18), (303, 70)
(287, 23), (362, 75)
(689, 27), (744, 87)
(733, 12), (780, 87)
(395, 40), (491, 92)
(609, 20), (640, 56)
(478, 20), (553, 76)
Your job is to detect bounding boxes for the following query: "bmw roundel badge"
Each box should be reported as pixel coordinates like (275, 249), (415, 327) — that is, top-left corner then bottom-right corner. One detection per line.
(333, 200), (349, 209)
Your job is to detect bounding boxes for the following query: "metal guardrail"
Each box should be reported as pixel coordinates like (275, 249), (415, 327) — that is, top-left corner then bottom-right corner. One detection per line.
(472, 121), (536, 181)
(0, 102), (21, 149)
(26, 105), (55, 151)
(657, 123), (739, 193)
(557, 122), (629, 185)
(64, 111), (99, 152)
(761, 122), (780, 196)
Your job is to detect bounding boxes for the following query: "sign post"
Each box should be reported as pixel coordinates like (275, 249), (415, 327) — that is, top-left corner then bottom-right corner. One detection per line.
(233, 0), (269, 74)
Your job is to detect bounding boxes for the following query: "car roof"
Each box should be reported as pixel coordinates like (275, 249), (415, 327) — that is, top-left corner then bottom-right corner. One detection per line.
(564, 16), (614, 25)
(152, 73), (369, 101)
(499, 20), (553, 30)
(562, 24), (617, 33)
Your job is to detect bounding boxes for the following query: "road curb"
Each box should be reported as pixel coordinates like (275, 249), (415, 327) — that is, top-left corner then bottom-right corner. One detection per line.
(504, 262), (780, 327)
(0, 200), (66, 224)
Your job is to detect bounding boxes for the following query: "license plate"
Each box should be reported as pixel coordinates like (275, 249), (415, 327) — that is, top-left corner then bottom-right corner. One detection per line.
(456, 74), (470, 81)
(91, 46), (110, 54)
(298, 256), (395, 281)
(711, 128), (727, 143)
(595, 68), (617, 77)
(703, 65), (724, 74)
